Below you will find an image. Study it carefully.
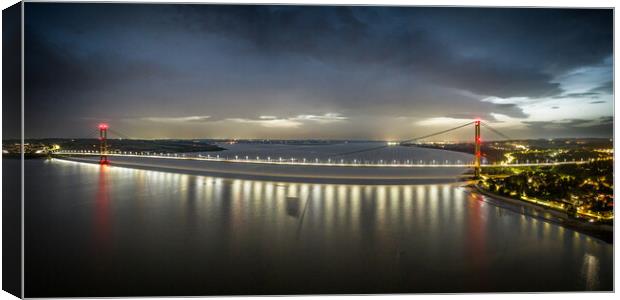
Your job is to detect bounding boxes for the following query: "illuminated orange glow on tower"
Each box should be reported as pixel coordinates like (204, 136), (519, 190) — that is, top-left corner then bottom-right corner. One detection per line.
(99, 123), (109, 164)
(474, 120), (481, 177)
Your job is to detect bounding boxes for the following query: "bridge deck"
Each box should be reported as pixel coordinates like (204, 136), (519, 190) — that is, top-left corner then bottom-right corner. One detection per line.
(55, 151), (596, 168)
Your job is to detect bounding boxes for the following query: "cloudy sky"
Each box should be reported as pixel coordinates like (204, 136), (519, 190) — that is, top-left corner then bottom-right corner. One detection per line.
(24, 4), (613, 140)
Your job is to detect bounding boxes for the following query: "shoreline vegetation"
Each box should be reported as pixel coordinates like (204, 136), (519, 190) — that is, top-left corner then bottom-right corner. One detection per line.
(470, 184), (612, 243)
(417, 139), (614, 226)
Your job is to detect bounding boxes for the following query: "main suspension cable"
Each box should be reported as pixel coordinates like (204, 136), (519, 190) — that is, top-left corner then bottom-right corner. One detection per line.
(400, 121), (474, 144)
(107, 129), (132, 140)
(481, 122), (512, 141)
(332, 121), (475, 157)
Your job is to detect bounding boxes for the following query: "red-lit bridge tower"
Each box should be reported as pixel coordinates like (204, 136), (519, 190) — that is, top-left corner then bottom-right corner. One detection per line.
(99, 123), (109, 164)
(474, 120), (481, 178)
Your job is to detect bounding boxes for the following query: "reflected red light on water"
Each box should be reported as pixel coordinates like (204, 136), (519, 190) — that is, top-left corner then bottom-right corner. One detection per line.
(94, 164), (111, 250)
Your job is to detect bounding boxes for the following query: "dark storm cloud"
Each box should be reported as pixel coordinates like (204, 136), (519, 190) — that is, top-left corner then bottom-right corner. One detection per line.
(176, 5), (579, 98)
(590, 81), (613, 94)
(26, 29), (176, 94)
(24, 26), (184, 137)
(444, 103), (527, 121)
(23, 3), (613, 139)
(552, 92), (600, 99)
(550, 78), (613, 100)
(492, 104), (528, 118)
(3, 2), (22, 139)
(521, 116), (613, 138)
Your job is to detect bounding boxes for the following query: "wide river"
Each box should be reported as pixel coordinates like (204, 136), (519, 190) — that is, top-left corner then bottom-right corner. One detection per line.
(22, 145), (612, 296)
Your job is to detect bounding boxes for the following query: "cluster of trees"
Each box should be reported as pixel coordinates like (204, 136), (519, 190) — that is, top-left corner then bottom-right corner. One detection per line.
(484, 160), (613, 213)
(510, 149), (610, 163)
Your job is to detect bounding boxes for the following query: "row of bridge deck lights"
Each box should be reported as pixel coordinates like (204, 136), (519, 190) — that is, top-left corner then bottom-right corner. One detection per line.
(59, 149), (598, 165)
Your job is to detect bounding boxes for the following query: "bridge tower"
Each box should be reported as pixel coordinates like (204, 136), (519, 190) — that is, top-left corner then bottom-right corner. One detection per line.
(474, 120), (481, 178)
(99, 123), (109, 164)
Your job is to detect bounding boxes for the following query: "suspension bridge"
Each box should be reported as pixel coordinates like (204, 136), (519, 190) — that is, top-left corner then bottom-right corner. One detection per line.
(53, 120), (598, 179)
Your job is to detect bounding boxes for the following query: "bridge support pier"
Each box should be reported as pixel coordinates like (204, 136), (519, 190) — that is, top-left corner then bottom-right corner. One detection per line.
(99, 123), (109, 164)
(474, 120), (481, 178)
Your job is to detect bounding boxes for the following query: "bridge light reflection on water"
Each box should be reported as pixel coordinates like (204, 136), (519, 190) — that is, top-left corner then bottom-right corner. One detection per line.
(87, 161), (599, 253)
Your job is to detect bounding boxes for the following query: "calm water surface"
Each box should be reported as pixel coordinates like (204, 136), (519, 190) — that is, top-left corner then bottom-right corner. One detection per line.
(24, 158), (612, 296)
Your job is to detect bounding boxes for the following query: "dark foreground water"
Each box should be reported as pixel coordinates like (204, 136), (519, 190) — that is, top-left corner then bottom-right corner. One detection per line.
(24, 159), (612, 297)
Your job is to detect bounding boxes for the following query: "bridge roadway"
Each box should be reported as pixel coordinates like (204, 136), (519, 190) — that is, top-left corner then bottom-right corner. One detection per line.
(54, 151), (596, 168)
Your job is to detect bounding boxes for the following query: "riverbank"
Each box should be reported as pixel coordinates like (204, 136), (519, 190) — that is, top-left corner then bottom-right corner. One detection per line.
(470, 184), (613, 243)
